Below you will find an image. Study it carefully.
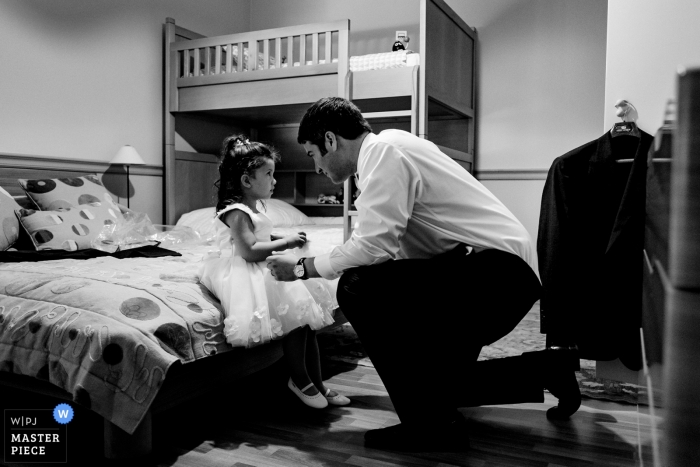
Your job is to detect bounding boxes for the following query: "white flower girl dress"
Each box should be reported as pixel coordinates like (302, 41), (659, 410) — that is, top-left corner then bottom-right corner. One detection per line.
(199, 203), (337, 347)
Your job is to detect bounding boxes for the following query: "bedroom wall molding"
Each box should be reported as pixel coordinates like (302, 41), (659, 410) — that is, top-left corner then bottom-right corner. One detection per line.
(1, 152), (548, 181)
(0, 152), (163, 177)
(475, 168), (548, 180)
(174, 150), (218, 164)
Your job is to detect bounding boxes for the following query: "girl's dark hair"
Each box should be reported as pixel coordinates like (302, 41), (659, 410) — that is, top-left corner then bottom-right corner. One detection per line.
(297, 97), (372, 153)
(214, 135), (280, 212)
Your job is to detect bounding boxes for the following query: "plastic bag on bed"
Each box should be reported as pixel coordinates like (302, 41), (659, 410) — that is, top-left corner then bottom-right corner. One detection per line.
(150, 224), (202, 248)
(91, 210), (203, 252)
(91, 210), (160, 252)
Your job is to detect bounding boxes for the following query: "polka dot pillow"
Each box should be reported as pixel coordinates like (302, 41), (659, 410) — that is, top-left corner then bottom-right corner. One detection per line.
(0, 186), (22, 250)
(18, 175), (123, 221)
(16, 206), (119, 251)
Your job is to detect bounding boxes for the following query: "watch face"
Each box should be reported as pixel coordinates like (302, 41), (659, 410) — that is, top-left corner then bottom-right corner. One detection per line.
(293, 264), (304, 277)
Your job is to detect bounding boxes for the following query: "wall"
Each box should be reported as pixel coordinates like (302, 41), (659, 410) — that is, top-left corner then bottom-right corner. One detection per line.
(0, 0), (250, 222)
(604, 0), (700, 134)
(447, 0), (608, 248)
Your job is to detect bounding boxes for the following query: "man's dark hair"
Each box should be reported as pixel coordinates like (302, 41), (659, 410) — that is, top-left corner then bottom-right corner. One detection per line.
(297, 97), (372, 153)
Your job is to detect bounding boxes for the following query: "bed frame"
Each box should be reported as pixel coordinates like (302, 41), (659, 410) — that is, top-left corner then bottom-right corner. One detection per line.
(163, 0), (477, 241)
(0, 337), (285, 458)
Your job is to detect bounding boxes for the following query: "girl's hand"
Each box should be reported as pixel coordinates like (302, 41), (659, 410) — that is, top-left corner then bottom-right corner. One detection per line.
(284, 232), (307, 249)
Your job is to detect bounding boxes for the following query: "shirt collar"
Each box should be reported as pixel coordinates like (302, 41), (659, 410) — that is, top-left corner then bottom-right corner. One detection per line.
(356, 132), (377, 181)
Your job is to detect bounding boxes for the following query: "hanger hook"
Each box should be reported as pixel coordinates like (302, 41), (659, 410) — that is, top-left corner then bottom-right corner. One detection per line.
(614, 99), (638, 123)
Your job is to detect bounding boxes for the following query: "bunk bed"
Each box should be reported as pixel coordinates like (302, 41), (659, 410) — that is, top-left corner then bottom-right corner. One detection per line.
(163, 0), (477, 242)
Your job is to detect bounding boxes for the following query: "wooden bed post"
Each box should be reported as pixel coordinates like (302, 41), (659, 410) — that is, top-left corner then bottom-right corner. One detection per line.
(411, 65), (419, 136)
(337, 20), (350, 100)
(419, 0), (428, 140)
(164, 18), (177, 225)
(338, 20), (354, 243)
(419, 0), (477, 173)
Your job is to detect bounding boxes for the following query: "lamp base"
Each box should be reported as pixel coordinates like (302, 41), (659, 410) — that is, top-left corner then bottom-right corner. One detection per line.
(126, 164), (130, 210)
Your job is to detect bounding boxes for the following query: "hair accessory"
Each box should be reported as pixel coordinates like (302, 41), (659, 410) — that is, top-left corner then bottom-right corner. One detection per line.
(234, 138), (250, 147)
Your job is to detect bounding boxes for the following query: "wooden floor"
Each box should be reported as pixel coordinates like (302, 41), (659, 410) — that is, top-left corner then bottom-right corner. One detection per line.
(105, 358), (652, 467)
(2, 357), (654, 467)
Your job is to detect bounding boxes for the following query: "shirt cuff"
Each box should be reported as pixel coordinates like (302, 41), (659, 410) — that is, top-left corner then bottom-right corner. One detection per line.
(314, 252), (340, 280)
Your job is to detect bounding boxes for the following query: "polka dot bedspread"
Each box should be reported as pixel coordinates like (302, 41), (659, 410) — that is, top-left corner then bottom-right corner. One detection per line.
(0, 242), (227, 434)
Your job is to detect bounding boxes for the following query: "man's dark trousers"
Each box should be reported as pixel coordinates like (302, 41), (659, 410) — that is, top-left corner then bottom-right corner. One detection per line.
(337, 248), (544, 427)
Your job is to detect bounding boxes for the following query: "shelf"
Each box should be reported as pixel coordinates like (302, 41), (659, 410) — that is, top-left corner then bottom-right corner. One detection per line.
(436, 145), (473, 163)
(363, 110), (412, 119)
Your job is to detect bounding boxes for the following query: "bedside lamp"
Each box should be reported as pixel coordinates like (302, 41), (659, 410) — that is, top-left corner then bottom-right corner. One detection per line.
(110, 145), (146, 208)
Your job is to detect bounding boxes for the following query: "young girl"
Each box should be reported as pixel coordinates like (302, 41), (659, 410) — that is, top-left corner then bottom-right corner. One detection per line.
(200, 135), (349, 409)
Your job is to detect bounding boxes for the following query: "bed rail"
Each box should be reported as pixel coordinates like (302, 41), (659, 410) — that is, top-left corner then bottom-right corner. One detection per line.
(170, 20), (349, 88)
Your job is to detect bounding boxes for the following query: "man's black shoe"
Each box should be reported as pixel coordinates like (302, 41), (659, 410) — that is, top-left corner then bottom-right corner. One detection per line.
(522, 347), (582, 420)
(543, 348), (582, 420)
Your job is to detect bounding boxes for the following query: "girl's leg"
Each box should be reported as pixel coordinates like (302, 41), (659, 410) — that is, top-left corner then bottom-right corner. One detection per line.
(304, 329), (340, 397)
(304, 329), (322, 388)
(283, 326), (318, 395)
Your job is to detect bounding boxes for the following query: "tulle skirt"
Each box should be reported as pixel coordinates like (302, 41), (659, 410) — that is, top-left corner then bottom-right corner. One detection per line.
(200, 252), (337, 347)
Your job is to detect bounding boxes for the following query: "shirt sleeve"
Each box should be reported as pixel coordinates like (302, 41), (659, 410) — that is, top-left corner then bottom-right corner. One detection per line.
(315, 141), (421, 279)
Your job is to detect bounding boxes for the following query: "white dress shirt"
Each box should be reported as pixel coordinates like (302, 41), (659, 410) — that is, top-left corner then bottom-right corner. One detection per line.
(314, 130), (538, 279)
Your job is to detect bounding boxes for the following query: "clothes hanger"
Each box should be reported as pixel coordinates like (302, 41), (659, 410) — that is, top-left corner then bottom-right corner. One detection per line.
(611, 99), (641, 139)
(611, 99), (641, 164)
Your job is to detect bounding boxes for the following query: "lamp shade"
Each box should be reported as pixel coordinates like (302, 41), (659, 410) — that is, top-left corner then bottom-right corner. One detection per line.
(111, 145), (146, 165)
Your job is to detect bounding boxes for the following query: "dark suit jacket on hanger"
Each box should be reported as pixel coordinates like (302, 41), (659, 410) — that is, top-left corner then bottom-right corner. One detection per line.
(538, 130), (653, 370)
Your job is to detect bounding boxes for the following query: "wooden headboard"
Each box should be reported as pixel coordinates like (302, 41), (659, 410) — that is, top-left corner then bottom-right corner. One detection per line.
(172, 150), (219, 222)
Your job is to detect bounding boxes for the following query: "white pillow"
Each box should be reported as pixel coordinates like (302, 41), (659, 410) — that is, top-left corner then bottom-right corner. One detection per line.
(176, 207), (218, 239)
(175, 200), (312, 235)
(263, 199), (313, 226)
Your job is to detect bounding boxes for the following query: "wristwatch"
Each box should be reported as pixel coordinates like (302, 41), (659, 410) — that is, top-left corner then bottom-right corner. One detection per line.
(293, 257), (308, 280)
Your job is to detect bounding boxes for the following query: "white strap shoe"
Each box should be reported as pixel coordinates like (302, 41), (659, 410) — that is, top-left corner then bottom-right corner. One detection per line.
(288, 378), (328, 409)
(324, 388), (351, 406)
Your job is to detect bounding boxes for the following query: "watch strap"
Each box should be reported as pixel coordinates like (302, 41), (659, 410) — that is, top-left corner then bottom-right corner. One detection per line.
(296, 257), (308, 280)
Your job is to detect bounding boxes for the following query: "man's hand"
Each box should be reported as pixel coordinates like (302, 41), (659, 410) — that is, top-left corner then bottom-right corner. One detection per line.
(266, 252), (299, 281)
